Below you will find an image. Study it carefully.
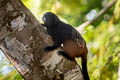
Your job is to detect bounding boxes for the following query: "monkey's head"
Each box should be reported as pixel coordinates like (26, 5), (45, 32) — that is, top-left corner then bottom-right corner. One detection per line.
(42, 12), (59, 27)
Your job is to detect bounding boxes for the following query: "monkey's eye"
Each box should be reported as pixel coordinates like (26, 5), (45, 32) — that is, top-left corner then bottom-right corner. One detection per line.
(42, 17), (46, 23)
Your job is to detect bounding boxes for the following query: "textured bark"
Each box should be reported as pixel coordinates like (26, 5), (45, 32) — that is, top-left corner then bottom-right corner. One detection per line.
(0, 0), (83, 80)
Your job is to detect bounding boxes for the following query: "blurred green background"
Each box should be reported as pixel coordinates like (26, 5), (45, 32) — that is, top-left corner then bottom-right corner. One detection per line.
(0, 0), (120, 80)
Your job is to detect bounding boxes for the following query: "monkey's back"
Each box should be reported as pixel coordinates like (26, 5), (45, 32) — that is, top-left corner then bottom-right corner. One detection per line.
(56, 21), (88, 58)
(53, 21), (83, 41)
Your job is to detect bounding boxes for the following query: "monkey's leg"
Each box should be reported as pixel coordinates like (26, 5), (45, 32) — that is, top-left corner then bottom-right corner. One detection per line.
(58, 51), (74, 61)
(45, 45), (61, 51)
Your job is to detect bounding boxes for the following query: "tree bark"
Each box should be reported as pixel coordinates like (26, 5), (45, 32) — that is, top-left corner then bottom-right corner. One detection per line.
(0, 0), (83, 80)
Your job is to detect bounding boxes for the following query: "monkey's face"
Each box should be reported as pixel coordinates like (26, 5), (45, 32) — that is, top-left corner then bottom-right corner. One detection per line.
(42, 12), (59, 27)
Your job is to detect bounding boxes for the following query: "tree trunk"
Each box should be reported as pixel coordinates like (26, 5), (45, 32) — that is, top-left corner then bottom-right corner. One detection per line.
(0, 0), (83, 80)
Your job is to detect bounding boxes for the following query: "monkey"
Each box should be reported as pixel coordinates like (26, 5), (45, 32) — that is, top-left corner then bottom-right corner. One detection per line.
(42, 12), (90, 80)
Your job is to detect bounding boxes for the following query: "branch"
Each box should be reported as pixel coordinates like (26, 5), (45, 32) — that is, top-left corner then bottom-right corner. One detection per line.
(77, 0), (118, 32)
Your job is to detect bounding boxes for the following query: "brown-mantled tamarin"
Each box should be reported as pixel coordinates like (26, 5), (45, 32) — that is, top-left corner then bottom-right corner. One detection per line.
(42, 12), (90, 80)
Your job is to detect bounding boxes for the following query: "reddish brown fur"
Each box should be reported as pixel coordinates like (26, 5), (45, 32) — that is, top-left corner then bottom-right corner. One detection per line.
(62, 40), (88, 59)
(62, 40), (90, 80)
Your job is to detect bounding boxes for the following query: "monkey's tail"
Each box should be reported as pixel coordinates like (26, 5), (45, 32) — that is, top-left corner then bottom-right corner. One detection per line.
(82, 56), (90, 80)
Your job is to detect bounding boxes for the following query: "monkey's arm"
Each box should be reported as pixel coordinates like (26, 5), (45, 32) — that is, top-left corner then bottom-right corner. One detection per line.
(41, 23), (60, 51)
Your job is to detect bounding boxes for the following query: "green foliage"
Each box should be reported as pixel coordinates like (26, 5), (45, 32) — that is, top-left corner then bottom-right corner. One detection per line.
(22, 0), (104, 26)
(0, 50), (23, 80)
(0, 70), (23, 80)
(84, 21), (119, 80)
(83, 2), (120, 79)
